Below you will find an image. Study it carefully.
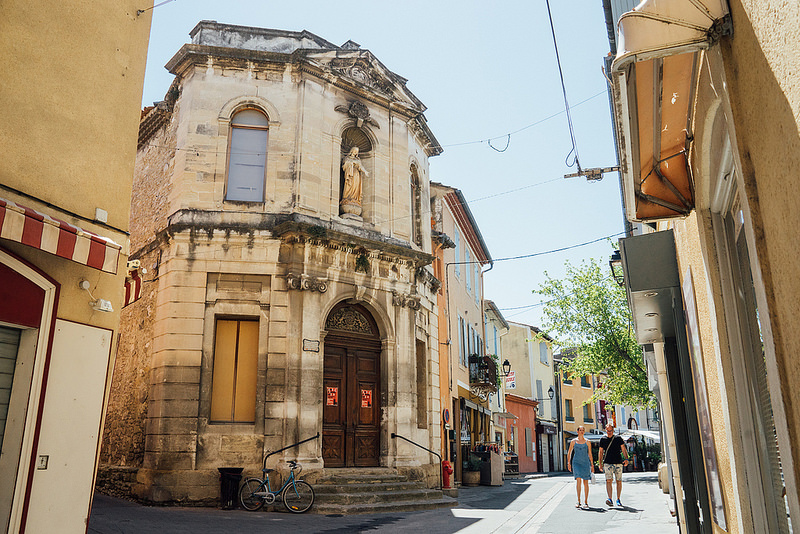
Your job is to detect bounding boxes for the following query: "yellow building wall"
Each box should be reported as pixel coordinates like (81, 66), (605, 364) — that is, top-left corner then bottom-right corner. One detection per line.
(720, 2), (800, 510)
(560, 375), (596, 435)
(0, 1), (152, 231)
(669, 213), (740, 534)
(0, 1), (152, 530)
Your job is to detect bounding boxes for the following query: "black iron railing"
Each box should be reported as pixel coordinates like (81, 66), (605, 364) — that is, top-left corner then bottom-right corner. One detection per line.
(469, 355), (497, 393)
(390, 433), (443, 490)
(263, 433), (320, 471)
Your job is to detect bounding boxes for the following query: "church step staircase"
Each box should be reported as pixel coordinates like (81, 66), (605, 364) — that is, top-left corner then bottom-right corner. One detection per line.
(309, 468), (457, 514)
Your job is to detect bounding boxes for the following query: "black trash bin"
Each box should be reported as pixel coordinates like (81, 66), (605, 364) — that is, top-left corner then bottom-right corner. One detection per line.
(218, 467), (244, 509)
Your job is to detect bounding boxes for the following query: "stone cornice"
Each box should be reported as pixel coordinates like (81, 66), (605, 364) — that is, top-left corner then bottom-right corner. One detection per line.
(164, 43), (442, 155)
(285, 272), (328, 293)
(166, 44), (420, 117)
(128, 210), (434, 269)
(273, 220), (434, 269)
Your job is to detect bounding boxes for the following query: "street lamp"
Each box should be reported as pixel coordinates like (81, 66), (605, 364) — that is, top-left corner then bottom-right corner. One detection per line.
(609, 250), (625, 288)
(534, 385), (555, 402)
(501, 359), (511, 376)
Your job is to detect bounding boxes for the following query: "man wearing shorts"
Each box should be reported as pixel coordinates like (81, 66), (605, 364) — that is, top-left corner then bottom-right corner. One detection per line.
(598, 423), (629, 507)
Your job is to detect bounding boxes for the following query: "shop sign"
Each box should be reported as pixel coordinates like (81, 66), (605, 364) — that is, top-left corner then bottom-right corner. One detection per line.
(505, 371), (516, 389)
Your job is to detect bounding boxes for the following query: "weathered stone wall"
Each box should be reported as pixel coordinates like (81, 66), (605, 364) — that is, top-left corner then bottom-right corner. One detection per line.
(130, 101), (178, 252)
(100, 101), (179, 474)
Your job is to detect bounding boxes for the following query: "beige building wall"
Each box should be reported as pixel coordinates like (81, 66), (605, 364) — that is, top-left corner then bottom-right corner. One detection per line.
(0, 1), (152, 531)
(430, 183), (492, 482)
(661, 1), (800, 525)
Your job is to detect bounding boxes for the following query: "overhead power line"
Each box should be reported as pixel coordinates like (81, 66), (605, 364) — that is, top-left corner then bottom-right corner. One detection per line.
(441, 91), (606, 149)
(545, 0), (582, 173)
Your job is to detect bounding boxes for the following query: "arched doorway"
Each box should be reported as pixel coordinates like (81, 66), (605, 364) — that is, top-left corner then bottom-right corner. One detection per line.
(322, 302), (381, 467)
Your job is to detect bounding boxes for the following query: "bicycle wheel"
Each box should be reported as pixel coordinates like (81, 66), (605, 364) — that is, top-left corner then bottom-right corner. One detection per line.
(282, 480), (314, 513)
(239, 478), (265, 511)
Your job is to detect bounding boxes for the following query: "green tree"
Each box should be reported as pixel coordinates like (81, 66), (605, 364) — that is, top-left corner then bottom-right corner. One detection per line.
(536, 257), (654, 409)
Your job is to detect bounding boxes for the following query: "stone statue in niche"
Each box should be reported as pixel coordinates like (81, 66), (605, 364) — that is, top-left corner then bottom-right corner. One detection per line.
(340, 147), (368, 217)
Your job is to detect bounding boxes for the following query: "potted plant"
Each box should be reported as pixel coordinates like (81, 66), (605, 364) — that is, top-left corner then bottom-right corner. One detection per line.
(462, 456), (482, 486)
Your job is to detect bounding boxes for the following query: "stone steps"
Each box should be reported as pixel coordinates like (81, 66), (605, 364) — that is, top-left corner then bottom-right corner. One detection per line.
(313, 497), (457, 515)
(308, 468), (457, 514)
(313, 481), (429, 494)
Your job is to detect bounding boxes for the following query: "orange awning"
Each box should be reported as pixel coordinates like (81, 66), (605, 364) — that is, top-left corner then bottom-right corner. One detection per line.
(611, 0), (731, 221)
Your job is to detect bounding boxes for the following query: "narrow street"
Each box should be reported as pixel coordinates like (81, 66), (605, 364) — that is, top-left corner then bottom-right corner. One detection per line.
(89, 472), (677, 534)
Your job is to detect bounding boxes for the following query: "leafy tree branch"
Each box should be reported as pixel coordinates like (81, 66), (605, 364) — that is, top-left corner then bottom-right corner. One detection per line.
(535, 258), (654, 408)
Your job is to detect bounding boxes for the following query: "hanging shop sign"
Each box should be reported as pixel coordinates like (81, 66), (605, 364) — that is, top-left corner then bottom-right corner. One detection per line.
(505, 371), (516, 389)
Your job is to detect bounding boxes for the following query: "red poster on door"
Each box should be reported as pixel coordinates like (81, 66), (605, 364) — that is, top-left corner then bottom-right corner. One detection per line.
(326, 386), (338, 406)
(361, 389), (372, 408)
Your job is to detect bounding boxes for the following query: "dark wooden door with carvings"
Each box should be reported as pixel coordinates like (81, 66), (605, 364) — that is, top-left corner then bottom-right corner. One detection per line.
(322, 304), (381, 468)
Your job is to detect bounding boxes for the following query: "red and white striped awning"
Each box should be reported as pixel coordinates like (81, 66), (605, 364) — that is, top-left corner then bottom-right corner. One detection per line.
(0, 197), (120, 274)
(124, 267), (143, 307)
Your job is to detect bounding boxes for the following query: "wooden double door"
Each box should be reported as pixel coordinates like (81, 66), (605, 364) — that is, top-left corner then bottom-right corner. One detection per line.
(322, 337), (381, 467)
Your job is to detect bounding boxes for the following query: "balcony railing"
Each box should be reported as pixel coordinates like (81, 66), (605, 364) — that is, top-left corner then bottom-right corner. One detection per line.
(469, 355), (497, 394)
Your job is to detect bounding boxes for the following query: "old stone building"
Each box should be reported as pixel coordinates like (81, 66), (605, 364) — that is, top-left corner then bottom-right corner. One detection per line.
(100, 21), (445, 504)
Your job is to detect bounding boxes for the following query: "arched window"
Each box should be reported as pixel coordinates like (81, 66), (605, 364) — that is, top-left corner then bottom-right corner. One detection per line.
(226, 109), (268, 202)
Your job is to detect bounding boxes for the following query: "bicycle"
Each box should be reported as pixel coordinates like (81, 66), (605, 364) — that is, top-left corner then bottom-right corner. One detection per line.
(239, 460), (315, 513)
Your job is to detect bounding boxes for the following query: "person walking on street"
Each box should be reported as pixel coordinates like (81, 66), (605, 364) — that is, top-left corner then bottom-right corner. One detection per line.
(567, 426), (594, 509)
(598, 423), (629, 507)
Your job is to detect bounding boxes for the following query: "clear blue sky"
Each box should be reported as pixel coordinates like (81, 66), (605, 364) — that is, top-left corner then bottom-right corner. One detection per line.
(141, 0), (624, 329)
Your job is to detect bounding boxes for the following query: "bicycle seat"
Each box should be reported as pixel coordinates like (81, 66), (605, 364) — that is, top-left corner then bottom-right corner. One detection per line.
(262, 468), (274, 474)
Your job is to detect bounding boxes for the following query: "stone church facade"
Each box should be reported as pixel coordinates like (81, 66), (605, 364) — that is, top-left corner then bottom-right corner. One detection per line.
(100, 21), (444, 502)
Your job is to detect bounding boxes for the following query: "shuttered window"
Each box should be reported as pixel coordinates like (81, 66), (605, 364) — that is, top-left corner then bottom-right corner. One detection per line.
(0, 326), (21, 452)
(210, 319), (259, 423)
(525, 427), (533, 457)
(226, 109), (268, 202)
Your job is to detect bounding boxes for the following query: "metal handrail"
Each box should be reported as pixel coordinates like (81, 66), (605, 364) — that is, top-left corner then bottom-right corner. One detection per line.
(263, 433), (320, 471)
(390, 432), (443, 490)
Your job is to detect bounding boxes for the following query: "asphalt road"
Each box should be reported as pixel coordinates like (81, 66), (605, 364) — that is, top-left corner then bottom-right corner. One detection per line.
(88, 472), (678, 534)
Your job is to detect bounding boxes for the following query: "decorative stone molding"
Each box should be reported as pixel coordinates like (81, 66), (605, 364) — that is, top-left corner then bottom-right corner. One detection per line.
(285, 273), (328, 293)
(335, 100), (379, 129)
(392, 290), (421, 310)
(326, 306), (375, 334)
(416, 266), (442, 294)
(329, 57), (395, 97)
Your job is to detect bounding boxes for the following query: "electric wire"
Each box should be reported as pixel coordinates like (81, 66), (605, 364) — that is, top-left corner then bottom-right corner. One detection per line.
(137, 0), (177, 15)
(140, 90), (608, 155)
(446, 232), (623, 266)
(545, 0), (582, 172)
(499, 275), (618, 318)
(440, 90), (606, 149)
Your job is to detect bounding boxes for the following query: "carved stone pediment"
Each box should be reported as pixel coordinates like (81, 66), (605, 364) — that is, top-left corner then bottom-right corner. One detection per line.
(304, 50), (423, 111)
